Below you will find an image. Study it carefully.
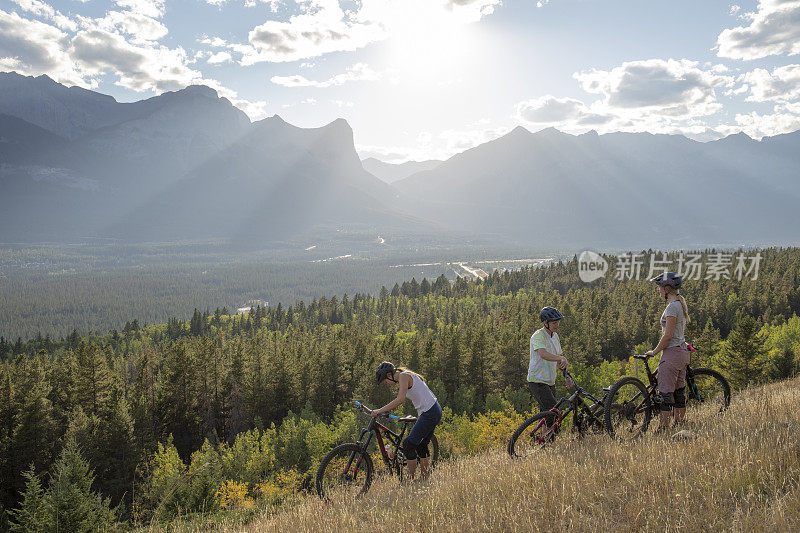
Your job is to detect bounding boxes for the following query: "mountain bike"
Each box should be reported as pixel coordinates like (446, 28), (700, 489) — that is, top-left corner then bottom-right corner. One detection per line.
(603, 344), (731, 440)
(508, 370), (607, 458)
(315, 400), (439, 501)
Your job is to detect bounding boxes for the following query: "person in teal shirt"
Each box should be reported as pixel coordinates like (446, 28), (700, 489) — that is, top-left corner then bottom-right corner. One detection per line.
(528, 307), (571, 412)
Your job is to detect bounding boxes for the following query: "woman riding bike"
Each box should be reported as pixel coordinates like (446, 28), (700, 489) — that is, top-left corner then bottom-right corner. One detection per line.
(528, 307), (572, 413)
(645, 272), (691, 432)
(371, 361), (442, 481)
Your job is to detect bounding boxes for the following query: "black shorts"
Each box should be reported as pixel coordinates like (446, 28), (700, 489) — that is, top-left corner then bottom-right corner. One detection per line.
(528, 382), (557, 412)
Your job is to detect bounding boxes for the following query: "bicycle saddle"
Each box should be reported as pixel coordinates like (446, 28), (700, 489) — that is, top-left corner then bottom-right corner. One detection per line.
(398, 416), (417, 423)
(633, 354), (653, 360)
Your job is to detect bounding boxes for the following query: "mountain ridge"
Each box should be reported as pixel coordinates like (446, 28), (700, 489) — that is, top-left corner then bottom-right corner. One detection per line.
(1, 72), (799, 248)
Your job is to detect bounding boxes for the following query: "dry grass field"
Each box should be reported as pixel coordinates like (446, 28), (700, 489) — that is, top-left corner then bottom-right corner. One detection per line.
(154, 377), (800, 532)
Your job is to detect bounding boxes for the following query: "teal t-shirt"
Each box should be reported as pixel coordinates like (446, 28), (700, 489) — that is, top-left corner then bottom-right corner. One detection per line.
(527, 327), (562, 385)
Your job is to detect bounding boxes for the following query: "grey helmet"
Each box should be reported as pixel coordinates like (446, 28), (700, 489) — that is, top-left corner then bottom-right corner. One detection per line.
(375, 361), (395, 384)
(651, 271), (682, 289)
(540, 306), (565, 322)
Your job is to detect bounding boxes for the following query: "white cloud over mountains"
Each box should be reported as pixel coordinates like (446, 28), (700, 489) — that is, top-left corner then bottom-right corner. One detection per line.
(516, 59), (735, 139)
(0, 0), (267, 118)
(717, 0), (800, 60)
(574, 59), (734, 118)
(515, 96), (612, 129)
(740, 64), (800, 101)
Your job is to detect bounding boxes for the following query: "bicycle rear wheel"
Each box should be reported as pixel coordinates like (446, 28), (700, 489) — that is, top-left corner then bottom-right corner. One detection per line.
(687, 367), (731, 413)
(507, 411), (559, 458)
(315, 442), (373, 501)
(604, 376), (652, 440)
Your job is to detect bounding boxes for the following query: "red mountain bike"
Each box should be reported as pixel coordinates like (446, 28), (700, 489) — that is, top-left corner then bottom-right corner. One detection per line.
(315, 401), (439, 501)
(507, 370), (608, 458)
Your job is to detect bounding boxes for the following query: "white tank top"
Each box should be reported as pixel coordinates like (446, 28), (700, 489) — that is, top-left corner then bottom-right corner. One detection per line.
(402, 372), (437, 414)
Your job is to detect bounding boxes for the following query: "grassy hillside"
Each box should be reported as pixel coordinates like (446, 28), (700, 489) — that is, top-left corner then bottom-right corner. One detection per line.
(162, 377), (800, 532)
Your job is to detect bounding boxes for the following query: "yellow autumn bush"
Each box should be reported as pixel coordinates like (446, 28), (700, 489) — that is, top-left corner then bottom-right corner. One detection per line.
(216, 480), (254, 511)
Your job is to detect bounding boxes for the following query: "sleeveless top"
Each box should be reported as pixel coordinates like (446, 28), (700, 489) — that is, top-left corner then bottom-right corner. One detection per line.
(402, 372), (438, 414)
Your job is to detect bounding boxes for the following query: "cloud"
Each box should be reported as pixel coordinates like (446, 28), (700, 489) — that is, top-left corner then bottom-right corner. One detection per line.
(201, 0), (282, 8)
(740, 64), (800, 101)
(203, 0), (500, 65)
(515, 95), (613, 127)
(717, 0), (800, 60)
(1, 5), (267, 119)
(207, 51), (233, 64)
(71, 29), (204, 92)
(729, 107), (800, 138)
(0, 9), (89, 86)
(10, 0), (77, 30)
(114, 0), (165, 19)
(574, 59), (733, 118)
(83, 10), (168, 43)
(514, 59), (741, 140)
(242, 0), (385, 64)
(270, 62), (379, 87)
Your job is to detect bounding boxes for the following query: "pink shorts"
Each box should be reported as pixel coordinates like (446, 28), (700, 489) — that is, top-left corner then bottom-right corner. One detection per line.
(657, 344), (691, 393)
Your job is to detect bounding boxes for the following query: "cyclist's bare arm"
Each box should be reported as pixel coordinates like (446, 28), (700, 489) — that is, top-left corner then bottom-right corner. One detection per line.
(371, 373), (411, 416)
(537, 348), (568, 369)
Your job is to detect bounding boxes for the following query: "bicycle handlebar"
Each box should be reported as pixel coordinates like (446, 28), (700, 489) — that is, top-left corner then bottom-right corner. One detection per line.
(353, 400), (399, 420)
(561, 369), (580, 391)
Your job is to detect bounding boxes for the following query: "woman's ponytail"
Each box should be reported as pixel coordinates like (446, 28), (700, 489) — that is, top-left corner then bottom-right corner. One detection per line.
(395, 366), (425, 381)
(677, 293), (690, 323)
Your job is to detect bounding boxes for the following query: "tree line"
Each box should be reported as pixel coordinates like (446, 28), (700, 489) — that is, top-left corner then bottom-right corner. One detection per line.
(1, 248), (799, 530)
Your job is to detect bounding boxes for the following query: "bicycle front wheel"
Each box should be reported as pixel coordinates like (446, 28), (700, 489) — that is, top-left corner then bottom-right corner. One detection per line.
(507, 411), (559, 458)
(315, 442), (373, 501)
(604, 376), (652, 440)
(687, 367), (731, 413)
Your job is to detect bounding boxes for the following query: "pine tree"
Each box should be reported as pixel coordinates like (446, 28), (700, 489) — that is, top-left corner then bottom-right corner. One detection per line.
(10, 356), (57, 501)
(43, 438), (115, 532)
(7, 465), (50, 533)
(420, 278), (431, 296)
(719, 316), (768, 388)
(0, 366), (15, 508)
(468, 328), (490, 410)
(190, 309), (204, 336)
(442, 327), (461, 399)
(75, 342), (112, 416)
(769, 347), (796, 380)
(692, 320), (721, 367)
(158, 343), (200, 459)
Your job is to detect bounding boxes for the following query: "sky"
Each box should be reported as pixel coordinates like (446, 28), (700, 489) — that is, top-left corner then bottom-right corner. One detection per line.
(2, 0), (800, 162)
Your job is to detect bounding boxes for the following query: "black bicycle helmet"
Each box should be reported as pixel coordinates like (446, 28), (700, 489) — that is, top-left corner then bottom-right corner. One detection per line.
(540, 306), (565, 322)
(375, 361), (395, 384)
(651, 271), (682, 289)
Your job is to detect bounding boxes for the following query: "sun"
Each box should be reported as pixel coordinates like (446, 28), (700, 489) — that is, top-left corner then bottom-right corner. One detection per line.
(384, 6), (476, 85)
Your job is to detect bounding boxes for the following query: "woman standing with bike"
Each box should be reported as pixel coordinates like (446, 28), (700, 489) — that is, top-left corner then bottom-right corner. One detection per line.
(645, 272), (691, 431)
(372, 361), (442, 481)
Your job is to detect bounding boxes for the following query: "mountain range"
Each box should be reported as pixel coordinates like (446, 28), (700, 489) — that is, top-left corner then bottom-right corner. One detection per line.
(1, 71), (799, 248)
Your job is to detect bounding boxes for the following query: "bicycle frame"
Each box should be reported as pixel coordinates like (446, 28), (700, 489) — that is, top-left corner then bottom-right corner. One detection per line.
(356, 415), (409, 471)
(343, 401), (410, 478)
(534, 371), (606, 439)
(628, 344), (701, 413)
